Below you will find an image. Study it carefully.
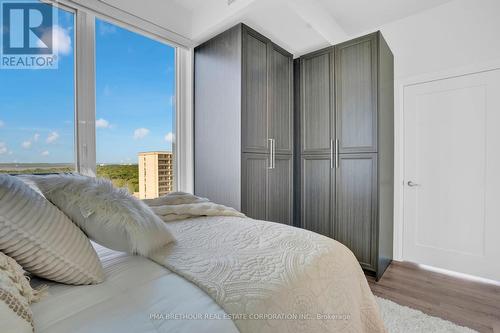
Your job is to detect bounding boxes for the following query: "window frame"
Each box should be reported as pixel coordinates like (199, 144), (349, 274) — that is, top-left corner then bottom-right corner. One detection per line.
(42, 0), (193, 193)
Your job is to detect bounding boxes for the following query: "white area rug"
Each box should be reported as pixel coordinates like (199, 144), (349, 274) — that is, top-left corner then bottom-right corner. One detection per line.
(376, 297), (478, 333)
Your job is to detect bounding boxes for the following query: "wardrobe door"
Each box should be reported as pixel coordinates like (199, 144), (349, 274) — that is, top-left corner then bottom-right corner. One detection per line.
(242, 29), (269, 154)
(301, 155), (334, 237)
(335, 154), (378, 271)
(300, 49), (334, 154)
(242, 153), (268, 220)
(269, 45), (293, 154)
(268, 154), (293, 225)
(335, 34), (378, 153)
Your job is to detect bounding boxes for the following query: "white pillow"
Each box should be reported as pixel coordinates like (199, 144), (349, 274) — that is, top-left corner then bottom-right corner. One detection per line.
(0, 251), (47, 333)
(27, 174), (175, 256)
(0, 175), (105, 285)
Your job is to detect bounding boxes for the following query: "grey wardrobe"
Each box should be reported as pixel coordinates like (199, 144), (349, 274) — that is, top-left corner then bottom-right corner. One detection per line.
(296, 32), (394, 279)
(194, 24), (294, 225)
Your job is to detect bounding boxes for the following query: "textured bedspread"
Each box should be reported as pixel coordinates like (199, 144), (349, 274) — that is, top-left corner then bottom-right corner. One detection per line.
(149, 216), (386, 333)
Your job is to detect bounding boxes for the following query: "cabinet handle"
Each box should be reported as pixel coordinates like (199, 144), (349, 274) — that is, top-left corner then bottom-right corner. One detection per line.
(330, 139), (334, 169)
(271, 139), (275, 169)
(335, 139), (339, 169)
(268, 139), (273, 169)
(268, 139), (275, 169)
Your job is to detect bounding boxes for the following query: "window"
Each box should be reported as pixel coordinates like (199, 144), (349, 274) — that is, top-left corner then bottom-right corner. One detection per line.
(95, 19), (176, 199)
(0, 1), (188, 193)
(0, 3), (75, 174)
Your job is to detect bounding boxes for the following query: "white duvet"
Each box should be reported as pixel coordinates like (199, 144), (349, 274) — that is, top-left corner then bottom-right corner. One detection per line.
(31, 244), (239, 333)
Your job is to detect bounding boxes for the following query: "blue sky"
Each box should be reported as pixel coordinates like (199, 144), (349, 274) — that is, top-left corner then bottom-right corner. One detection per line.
(0, 3), (175, 164)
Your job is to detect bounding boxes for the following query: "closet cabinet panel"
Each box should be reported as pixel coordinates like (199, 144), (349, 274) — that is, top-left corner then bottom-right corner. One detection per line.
(194, 25), (242, 210)
(269, 45), (293, 154)
(301, 155), (333, 237)
(242, 31), (269, 153)
(296, 32), (393, 279)
(195, 23), (293, 225)
(335, 34), (378, 153)
(268, 155), (293, 225)
(335, 154), (378, 271)
(300, 49), (334, 154)
(241, 153), (268, 220)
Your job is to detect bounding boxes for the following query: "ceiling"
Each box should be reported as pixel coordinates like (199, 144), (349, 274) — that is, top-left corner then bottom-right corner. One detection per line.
(315, 0), (455, 35)
(170, 0), (207, 12)
(104, 0), (455, 55)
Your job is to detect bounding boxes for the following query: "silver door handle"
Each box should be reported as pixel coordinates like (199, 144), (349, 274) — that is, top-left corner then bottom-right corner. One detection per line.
(271, 139), (275, 169)
(335, 139), (339, 169)
(268, 139), (275, 169)
(330, 139), (334, 169)
(407, 181), (420, 187)
(268, 139), (272, 169)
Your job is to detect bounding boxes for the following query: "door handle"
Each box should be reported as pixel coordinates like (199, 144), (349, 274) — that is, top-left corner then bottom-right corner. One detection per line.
(335, 139), (339, 169)
(268, 139), (275, 169)
(268, 139), (272, 169)
(330, 139), (334, 169)
(407, 181), (420, 187)
(271, 139), (275, 169)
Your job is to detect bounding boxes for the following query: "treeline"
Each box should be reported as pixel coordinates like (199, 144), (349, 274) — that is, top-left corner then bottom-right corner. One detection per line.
(0, 167), (73, 174)
(97, 164), (139, 194)
(0, 165), (139, 194)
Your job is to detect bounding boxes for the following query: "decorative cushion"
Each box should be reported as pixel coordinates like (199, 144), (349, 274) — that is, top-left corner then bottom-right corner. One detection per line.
(0, 175), (105, 285)
(27, 174), (175, 256)
(0, 251), (47, 333)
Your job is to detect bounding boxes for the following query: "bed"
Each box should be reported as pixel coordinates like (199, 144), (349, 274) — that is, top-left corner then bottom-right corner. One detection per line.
(31, 215), (386, 333)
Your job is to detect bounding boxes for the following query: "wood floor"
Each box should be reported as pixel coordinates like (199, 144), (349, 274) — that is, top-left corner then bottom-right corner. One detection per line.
(367, 261), (500, 333)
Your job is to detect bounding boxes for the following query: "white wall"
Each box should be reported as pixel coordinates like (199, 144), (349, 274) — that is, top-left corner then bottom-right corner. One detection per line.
(373, 0), (500, 260)
(379, 0), (500, 80)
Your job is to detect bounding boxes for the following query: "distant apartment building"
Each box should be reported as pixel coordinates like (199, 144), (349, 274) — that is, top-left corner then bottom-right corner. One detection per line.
(138, 151), (174, 199)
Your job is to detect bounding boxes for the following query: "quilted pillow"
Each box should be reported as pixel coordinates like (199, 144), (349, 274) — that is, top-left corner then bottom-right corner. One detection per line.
(27, 174), (175, 256)
(0, 251), (47, 333)
(0, 175), (105, 285)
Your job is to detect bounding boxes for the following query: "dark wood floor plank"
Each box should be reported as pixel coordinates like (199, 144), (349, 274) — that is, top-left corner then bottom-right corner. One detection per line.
(377, 272), (500, 312)
(368, 261), (500, 333)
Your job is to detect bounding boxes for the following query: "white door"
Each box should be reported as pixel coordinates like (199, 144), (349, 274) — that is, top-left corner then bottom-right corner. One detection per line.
(403, 69), (500, 281)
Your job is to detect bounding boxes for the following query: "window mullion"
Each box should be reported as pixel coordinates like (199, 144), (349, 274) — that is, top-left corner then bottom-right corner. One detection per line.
(175, 47), (194, 193)
(75, 10), (96, 176)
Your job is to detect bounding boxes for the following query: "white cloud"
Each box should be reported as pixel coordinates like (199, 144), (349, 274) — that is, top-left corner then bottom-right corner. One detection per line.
(39, 25), (72, 56)
(21, 141), (32, 149)
(0, 142), (7, 155)
(41, 150), (50, 156)
(99, 23), (117, 36)
(133, 128), (150, 140)
(0, 120), (4, 128)
(53, 26), (72, 55)
(96, 118), (110, 129)
(33, 133), (40, 142)
(164, 132), (175, 143)
(46, 131), (60, 144)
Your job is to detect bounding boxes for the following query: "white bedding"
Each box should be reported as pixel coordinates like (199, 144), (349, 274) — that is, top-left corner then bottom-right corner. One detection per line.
(31, 244), (239, 333)
(150, 216), (385, 333)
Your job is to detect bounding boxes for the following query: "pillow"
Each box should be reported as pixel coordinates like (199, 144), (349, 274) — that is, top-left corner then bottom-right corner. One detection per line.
(27, 174), (175, 256)
(0, 175), (105, 285)
(0, 251), (47, 333)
